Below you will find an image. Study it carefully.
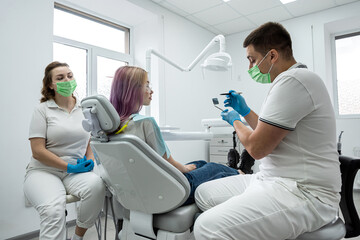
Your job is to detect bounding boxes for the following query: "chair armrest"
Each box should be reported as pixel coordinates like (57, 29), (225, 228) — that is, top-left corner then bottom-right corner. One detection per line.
(339, 155), (360, 238)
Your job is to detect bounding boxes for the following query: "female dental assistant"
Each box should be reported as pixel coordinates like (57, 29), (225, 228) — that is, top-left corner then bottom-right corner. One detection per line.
(23, 61), (105, 240)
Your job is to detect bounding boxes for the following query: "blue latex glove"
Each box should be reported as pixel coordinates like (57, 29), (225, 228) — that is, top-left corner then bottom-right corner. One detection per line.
(67, 159), (94, 173)
(221, 109), (242, 126)
(224, 90), (251, 117)
(77, 155), (87, 164)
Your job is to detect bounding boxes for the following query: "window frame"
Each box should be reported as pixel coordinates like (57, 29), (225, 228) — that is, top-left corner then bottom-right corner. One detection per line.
(53, 2), (133, 97)
(331, 29), (360, 119)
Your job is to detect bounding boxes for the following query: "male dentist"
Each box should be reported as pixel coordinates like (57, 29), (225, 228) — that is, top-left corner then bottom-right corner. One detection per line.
(194, 22), (341, 240)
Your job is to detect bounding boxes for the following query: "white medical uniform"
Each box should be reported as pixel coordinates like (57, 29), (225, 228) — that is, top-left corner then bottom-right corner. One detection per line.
(23, 99), (105, 240)
(194, 63), (341, 240)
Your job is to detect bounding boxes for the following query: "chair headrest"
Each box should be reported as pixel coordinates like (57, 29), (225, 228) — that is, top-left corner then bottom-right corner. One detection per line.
(81, 95), (120, 140)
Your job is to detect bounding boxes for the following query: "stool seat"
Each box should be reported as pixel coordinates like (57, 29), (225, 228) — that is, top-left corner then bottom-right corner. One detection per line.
(292, 218), (346, 240)
(66, 195), (80, 204)
(153, 204), (200, 233)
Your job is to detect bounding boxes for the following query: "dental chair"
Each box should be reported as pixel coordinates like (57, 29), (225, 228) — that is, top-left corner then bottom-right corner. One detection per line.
(81, 95), (200, 240)
(290, 155), (360, 240)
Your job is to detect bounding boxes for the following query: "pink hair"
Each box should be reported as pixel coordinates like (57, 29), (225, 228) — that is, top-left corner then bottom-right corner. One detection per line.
(110, 66), (147, 122)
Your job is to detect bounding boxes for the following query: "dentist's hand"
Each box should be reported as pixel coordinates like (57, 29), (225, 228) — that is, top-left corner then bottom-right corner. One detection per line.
(67, 159), (94, 173)
(224, 90), (250, 116)
(221, 109), (242, 126)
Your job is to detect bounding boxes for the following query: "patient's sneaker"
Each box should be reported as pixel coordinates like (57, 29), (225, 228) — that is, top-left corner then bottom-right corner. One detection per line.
(227, 149), (240, 169)
(239, 149), (255, 174)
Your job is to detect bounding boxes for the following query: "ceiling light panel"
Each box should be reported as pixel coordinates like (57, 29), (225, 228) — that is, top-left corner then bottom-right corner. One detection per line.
(280, 0), (296, 4)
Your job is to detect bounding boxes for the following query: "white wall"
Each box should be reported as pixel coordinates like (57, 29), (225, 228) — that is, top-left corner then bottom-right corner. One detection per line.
(225, 1), (360, 157)
(0, 0), (214, 238)
(129, 0), (219, 163)
(129, 0), (223, 132)
(0, 0), (54, 238)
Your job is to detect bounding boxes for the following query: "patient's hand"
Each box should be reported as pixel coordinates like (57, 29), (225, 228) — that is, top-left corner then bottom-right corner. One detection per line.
(185, 164), (197, 172)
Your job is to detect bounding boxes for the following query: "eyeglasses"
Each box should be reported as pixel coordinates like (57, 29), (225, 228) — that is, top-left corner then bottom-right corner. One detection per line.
(146, 83), (152, 91)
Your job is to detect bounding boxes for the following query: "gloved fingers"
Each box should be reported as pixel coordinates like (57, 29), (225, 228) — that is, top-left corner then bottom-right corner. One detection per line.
(230, 91), (239, 97)
(221, 109), (229, 119)
(85, 160), (94, 171)
(224, 90), (236, 98)
(77, 155), (87, 164)
(80, 159), (92, 167)
(224, 98), (231, 105)
(76, 160), (94, 172)
(230, 110), (240, 117)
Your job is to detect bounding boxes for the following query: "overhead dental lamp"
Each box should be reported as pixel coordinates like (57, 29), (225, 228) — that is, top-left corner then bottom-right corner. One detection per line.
(144, 34), (232, 118)
(146, 34), (232, 74)
(202, 52), (232, 71)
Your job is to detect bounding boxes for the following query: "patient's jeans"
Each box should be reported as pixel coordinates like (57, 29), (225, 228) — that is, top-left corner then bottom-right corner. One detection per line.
(183, 160), (239, 205)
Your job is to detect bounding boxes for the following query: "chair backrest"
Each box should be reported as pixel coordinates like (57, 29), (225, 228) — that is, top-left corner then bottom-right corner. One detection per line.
(339, 155), (360, 238)
(81, 95), (191, 214)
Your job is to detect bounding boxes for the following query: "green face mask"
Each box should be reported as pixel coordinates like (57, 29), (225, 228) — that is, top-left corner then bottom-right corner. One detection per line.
(248, 51), (273, 84)
(56, 79), (77, 97)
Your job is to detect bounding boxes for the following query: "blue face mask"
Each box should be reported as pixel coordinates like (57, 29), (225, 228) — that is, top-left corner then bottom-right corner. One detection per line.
(248, 51), (273, 84)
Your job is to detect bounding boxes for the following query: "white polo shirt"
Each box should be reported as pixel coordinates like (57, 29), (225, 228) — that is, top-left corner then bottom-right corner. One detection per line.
(258, 63), (341, 207)
(27, 98), (90, 171)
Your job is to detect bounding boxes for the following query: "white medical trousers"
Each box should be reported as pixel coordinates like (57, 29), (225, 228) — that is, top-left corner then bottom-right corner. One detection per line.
(24, 169), (106, 240)
(194, 173), (338, 240)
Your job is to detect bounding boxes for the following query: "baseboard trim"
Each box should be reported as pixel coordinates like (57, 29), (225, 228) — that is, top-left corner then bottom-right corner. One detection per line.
(6, 220), (77, 240)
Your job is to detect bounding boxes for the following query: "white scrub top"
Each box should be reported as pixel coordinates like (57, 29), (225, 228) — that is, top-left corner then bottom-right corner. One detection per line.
(258, 63), (341, 207)
(27, 98), (90, 171)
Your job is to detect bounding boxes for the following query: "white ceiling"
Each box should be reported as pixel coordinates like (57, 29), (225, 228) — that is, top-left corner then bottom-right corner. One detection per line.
(149, 0), (360, 35)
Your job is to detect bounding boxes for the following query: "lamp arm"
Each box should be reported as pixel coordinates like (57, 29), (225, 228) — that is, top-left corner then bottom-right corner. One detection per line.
(187, 35), (225, 71)
(146, 34), (226, 73)
(146, 49), (187, 72)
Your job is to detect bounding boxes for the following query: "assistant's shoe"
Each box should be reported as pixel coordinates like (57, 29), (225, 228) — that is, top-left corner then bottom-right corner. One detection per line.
(239, 149), (255, 174)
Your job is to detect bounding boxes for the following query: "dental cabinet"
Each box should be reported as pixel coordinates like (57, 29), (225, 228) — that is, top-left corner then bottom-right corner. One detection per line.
(210, 133), (243, 165)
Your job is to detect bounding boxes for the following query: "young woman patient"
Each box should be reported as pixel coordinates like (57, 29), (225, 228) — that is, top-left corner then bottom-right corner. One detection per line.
(109, 66), (242, 205)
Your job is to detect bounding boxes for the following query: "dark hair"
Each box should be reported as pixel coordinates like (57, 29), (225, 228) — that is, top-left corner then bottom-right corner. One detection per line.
(243, 22), (293, 60)
(110, 66), (147, 123)
(40, 61), (69, 103)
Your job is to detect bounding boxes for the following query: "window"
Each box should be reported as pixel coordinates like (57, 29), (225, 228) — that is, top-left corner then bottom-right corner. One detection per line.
(333, 32), (360, 117)
(53, 3), (132, 100)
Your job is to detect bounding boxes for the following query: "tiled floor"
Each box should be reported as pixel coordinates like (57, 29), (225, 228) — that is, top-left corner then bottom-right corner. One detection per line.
(80, 215), (118, 240)
(28, 215), (118, 240)
(28, 190), (360, 240)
